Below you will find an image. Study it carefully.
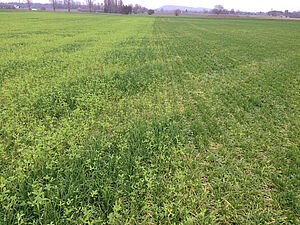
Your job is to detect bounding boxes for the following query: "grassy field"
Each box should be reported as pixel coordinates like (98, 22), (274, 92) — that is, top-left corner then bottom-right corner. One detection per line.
(0, 11), (299, 224)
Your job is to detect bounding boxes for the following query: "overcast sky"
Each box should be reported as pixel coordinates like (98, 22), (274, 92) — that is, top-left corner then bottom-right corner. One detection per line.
(4, 0), (300, 12)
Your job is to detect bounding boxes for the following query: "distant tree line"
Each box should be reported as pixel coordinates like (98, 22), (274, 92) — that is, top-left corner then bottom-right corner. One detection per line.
(209, 5), (300, 18)
(4, 2), (300, 18)
(3, 1), (149, 14)
(103, 0), (130, 14)
(3, 1), (84, 11)
(268, 10), (300, 18)
(211, 5), (236, 15)
(102, 1), (148, 14)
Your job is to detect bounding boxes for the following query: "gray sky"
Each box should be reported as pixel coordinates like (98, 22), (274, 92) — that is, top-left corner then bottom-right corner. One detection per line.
(4, 0), (300, 12)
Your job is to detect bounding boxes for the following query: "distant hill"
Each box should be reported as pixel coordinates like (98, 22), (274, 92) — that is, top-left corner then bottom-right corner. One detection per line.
(157, 5), (210, 12)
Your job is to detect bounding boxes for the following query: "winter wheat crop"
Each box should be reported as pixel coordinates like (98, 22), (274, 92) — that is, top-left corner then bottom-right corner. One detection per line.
(0, 11), (299, 224)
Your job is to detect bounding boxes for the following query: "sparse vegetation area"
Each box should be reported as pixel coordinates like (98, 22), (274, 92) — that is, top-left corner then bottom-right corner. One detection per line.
(0, 11), (299, 224)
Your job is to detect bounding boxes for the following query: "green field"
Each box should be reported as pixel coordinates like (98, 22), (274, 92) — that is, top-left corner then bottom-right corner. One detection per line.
(0, 11), (299, 224)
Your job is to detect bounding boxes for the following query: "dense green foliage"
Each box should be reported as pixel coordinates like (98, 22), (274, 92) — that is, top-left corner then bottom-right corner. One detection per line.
(0, 11), (299, 224)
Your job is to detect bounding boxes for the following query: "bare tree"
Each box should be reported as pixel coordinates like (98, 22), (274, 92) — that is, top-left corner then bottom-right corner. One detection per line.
(50, 0), (58, 11)
(86, 0), (94, 12)
(174, 9), (181, 16)
(212, 5), (224, 15)
(104, 0), (108, 12)
(104, 0), (119, 13)
(64, 0), (73, 12)
(117, 0), (123, 12)
(25, 0), (32, 10)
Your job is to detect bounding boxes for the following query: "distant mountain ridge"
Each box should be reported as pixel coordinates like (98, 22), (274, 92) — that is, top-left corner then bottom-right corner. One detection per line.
(157, 5), (210, 12)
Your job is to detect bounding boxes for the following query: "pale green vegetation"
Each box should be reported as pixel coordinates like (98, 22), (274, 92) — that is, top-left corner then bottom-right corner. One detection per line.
(0, 11), (299, 224)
